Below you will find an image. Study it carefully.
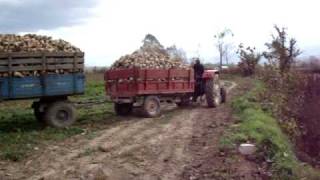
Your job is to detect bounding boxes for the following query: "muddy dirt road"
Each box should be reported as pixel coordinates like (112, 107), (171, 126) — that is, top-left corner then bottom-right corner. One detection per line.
(0, 81), (260, 180)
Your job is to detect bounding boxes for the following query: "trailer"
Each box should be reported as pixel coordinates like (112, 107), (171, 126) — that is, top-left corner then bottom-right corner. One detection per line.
(105, 68), (225, 117)
(0, 52), (85, 128)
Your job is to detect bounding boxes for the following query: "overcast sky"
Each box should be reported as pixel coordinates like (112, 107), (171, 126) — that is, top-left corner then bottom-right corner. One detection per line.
(1, 0), (320, 66)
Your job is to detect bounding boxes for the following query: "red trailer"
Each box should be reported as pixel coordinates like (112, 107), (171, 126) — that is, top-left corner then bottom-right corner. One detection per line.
(105, 68), (225, 117)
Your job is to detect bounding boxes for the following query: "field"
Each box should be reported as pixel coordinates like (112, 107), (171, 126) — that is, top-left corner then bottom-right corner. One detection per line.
(0, 73), (319, 180)
(0, 74), (254, 180)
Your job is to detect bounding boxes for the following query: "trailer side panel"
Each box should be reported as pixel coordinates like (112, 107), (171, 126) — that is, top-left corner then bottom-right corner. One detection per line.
(0, 73), (85, 100)
(105, 68), (194, 98)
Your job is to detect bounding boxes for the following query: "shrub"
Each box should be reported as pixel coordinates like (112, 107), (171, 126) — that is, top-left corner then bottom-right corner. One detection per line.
(237, 44), (262, 76)
(225, 81), (320, 179)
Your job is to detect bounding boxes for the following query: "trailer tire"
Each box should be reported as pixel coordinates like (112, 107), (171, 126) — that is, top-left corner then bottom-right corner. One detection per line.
(176, 95), (191, 107)
(44, 101), (76, 128)
(142, 96), (161, 118)
(205, 79), (221, 108)
(32, 101), (45, 123)
(114, 103), (133, 116)
(34, 107), (44, 123)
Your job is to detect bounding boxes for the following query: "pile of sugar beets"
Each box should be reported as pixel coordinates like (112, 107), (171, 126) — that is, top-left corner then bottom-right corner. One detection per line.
(0, 34), (82, 53)
(111, 34), (190, 70)
(0, 34), (83, 78)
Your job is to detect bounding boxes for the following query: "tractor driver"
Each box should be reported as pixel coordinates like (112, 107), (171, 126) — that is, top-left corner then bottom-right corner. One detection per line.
(193, 59), (204, 102)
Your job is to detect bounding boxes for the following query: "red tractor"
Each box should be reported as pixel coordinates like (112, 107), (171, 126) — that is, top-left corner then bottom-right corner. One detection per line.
(105, 68), (226, 117)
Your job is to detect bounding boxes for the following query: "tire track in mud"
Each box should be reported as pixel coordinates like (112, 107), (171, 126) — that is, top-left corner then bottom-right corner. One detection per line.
(9, 105), (195, 180)
(16, 119), (160, 180)
(31, 117), (172, 179)
(1, 80), (238, 180)
(180, 80), (261, 180)
(134, 109), (196, 180)
(75, 107), (196, 180)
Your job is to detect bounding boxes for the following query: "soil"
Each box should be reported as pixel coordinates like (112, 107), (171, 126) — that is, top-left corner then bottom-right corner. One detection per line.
(296, 74), (320, 167)
(0, 81), (262, 180)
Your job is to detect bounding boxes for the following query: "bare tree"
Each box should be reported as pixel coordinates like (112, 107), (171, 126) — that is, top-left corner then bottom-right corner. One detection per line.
(263, 25), (301, 74)
(214, 28), (234, 70)
(224, 44), (235, 65)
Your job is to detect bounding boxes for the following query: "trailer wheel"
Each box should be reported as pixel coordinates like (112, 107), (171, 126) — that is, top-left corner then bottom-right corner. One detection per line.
(205, 79), (221, 108)
(44, 101), (76, 128)
(176, 95), (191, 107)
(33, 104), (44, 122)
(34, 109), (44, 122)
(142, 96), (161, 117)
(114, 103), (133, 116)
(221, 87), (227, 103)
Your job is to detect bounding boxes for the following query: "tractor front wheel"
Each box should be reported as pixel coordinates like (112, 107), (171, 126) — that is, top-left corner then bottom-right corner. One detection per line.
(205, 79), (221, 108)
(221, 87), (227, 103)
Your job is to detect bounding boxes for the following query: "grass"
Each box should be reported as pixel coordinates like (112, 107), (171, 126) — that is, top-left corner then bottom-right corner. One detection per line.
(220, 80), (320, 180)
(0, 73), (115, 161)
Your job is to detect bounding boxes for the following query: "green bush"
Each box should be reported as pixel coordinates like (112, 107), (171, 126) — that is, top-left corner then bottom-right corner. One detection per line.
(221, 81), (320, 179)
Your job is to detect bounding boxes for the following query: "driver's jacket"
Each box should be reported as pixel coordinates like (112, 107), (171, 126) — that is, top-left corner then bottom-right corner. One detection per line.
(193, 63), (204, 80)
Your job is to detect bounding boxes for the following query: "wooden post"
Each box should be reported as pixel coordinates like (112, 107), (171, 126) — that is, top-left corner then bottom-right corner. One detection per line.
(42, 53), (46, 73)
(188, 69), (191, 90)
(73, 53), (77, 93)
(134, 68), (138, 93)
(41, 53), (47, 96)
(8, 53), (13, 98)
(168, 69), (171, 90)
(73, 53), (77, 73)
(144, 69), (147, 91)
(8, 53), (12, 76)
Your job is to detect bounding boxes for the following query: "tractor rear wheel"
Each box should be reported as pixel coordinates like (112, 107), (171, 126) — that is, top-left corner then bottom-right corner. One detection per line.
(205, 79), (221, 108)
(221, 87), (227, 103)
(142, 96), (161, 118)
(114, 103), (133, 116)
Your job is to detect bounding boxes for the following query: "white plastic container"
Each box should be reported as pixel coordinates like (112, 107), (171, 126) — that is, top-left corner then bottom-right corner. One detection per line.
(239, 143), (257, 155)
